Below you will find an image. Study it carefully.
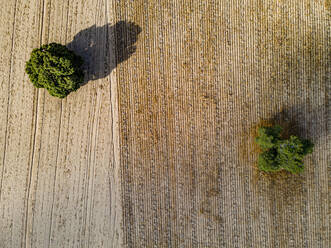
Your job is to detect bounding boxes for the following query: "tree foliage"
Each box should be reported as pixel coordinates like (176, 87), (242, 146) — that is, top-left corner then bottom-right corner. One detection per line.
(255, 125), (314, 174)
(25, 43), (84, 98)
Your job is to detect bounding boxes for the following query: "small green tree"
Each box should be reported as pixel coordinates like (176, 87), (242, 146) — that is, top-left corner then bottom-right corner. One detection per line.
(25, 43), (84, 98)
(255, 125), (314, 174)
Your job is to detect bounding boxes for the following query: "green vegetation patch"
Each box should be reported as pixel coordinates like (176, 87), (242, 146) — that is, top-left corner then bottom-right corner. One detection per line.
(25, 43), (84, 98)
(255, 125), (314, 174)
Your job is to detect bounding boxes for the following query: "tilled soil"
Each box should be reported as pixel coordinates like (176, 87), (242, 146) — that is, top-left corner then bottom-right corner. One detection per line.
(0, 0), (329, 247)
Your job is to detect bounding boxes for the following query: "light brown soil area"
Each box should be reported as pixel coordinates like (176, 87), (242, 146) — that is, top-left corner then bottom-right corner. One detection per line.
(0, 0), (329, 247)
(0, 0), (121, 247)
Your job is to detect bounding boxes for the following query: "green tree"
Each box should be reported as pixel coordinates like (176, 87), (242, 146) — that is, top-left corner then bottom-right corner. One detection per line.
(255, 125), (314, 174)
(25, 43), (84, 98)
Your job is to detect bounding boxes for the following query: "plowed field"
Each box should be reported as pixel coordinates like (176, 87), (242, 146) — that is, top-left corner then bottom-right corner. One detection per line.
(0, 0), (329, 247)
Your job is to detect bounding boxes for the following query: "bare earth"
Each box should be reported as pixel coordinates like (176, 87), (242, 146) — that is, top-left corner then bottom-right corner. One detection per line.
(0, 0), (329, 247)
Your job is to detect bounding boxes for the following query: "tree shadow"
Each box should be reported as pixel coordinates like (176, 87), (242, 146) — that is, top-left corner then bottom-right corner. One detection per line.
(270, 104), (328, 142)
(66, 21), (142, 85)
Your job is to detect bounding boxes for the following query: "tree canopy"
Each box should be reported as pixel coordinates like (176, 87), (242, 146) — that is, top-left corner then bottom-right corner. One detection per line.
(25, 43), (84, 98)
(255, 125), (314, 174)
